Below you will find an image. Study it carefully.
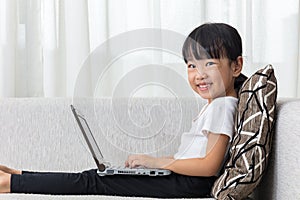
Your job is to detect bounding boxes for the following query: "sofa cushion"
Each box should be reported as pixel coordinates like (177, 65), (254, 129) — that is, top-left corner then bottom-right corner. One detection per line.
(211, 65), (278, 199)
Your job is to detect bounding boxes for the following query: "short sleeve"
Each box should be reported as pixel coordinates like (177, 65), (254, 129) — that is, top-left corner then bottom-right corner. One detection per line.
(201, 97), (237, 141)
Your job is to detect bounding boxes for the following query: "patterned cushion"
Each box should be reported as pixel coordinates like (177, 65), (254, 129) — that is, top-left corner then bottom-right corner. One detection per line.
(211, 65), (278, 199)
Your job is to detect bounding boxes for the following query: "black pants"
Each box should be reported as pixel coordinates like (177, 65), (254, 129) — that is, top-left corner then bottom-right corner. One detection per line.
(11, 169), (216, 198)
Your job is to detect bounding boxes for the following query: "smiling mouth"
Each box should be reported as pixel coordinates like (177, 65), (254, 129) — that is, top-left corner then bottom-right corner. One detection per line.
(197, 83), (211, 91)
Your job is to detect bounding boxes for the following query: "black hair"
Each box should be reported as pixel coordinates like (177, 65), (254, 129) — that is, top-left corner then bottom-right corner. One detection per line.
(182, 23), (242, 63)
(183, 23), (247, 94)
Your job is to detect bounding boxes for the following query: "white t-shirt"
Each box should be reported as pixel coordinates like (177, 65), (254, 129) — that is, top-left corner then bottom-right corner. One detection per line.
(174, 96), (238, 159)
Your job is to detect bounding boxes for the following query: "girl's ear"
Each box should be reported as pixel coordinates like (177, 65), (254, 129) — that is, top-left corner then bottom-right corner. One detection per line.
(232, 56), (243, 77)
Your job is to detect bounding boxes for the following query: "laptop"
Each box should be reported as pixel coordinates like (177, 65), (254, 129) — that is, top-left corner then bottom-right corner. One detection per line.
(70, 105), (172, 176)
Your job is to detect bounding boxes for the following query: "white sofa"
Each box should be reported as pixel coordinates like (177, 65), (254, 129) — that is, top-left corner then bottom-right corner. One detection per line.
(0, 97), (299, 200)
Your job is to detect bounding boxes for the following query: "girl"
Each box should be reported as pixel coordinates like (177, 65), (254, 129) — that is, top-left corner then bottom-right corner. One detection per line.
(0, 23), (245, 198)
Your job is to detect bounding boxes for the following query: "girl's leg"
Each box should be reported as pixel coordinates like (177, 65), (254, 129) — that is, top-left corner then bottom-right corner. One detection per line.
(11, 170), (98, 195)
(0, 165), (21, 175)
(7, 168), (216, 197)
(98, 172), (216, 198)
(0, 170), (11, 193)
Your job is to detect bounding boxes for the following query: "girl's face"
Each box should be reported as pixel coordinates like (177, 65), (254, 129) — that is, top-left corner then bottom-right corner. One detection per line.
(187, 57), (241, 103)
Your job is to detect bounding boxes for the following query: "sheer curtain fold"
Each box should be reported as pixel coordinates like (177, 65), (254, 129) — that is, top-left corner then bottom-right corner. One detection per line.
(0, 0), (299, 98)
(298, 1), (300, 97)
(42, 0), (91, 97)
(24, 0), (43, 97)
(42, 0), (63, 97)
(0, 0), (17, 97)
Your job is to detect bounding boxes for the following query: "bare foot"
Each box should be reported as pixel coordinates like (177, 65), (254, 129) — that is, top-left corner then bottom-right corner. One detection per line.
(0, 165), (21, 175)
(0, 170), (11, 193)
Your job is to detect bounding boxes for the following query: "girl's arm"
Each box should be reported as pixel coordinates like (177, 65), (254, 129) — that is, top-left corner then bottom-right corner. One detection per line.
(165, 133), (229, 176)
(125, 133), (229, 177)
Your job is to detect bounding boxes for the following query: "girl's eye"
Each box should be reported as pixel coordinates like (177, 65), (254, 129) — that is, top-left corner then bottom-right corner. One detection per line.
(188, 64), (196, 69)
(205, 62), (216, 67)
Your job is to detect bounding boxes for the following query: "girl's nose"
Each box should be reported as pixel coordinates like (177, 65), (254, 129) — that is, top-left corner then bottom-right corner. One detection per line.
(195, 67), (207, 80)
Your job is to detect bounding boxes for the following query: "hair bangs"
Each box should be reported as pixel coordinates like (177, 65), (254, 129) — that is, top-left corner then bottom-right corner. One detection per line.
(182, 36), (228, 63)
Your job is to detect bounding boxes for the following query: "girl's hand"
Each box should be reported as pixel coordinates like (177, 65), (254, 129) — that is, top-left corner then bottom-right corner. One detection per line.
(125, 155), (174, 169)
(125, 154), (158, 169)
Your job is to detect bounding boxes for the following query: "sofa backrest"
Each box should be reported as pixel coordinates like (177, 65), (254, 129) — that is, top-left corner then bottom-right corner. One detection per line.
(0, 97), (205, 171)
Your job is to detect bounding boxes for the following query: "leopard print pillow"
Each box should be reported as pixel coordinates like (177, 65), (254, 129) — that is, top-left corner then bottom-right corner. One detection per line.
(211, 65), (278, 199)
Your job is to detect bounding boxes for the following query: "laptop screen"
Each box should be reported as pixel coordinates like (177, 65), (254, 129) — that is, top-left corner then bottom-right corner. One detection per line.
(70, 105), (107, 171)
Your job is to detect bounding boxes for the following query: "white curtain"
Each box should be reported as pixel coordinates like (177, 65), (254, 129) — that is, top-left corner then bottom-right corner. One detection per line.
(0, 0), (299, 98)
